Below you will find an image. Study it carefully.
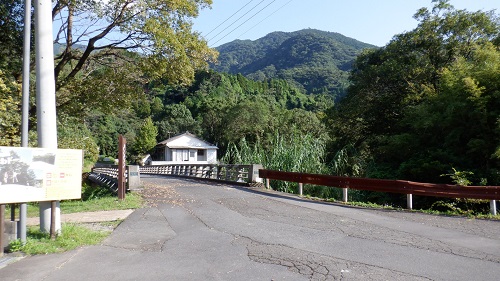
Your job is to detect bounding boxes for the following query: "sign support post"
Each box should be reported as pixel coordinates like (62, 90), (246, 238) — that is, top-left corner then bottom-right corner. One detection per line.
(0, 204), (5, 256)
(118, 135), (127, 200)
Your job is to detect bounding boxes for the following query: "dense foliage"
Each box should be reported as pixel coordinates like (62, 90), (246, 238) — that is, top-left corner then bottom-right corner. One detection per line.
(147, 70), (331, 153)
(328, 0), (500, 188)
(0, 0), (28, 79)
(0, 69), (21, 146)
(214, 29), (375, 100)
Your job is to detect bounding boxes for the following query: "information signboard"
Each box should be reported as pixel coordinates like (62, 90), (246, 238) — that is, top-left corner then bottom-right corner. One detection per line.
(0, 146), (83, 204)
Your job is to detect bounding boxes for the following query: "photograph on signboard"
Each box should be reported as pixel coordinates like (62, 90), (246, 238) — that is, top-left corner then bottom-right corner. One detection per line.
(0, 148), (40, 186)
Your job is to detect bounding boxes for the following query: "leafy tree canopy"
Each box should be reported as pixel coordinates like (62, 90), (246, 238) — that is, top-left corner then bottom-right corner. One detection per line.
(133, 117), (158, 155)
(0, 0), (217, 152)
(0, 69), (21, 146)
(52, 0), (217, 89)
(0, 0), (27, 79)
(328, 0), (500, 184)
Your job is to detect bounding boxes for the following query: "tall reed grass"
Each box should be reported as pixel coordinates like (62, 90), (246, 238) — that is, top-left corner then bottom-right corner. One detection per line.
(221, 132), (327, 193)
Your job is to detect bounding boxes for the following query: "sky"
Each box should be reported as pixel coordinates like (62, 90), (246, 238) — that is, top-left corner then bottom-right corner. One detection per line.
(193, 0), (500, 47)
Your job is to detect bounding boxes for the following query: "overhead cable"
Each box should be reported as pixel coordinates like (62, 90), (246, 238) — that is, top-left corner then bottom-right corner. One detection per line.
(210, 0), (278, 47)
(238, 0), (294, 38)
(207, 0), (267, 43)
(203, 0), (257, 38)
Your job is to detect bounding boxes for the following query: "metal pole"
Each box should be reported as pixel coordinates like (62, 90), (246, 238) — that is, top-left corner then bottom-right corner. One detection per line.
(491, 200), (497, 216)
(20, 0), (32, 243)
(35, 0), (60, 233)
(22, 0), (31, 148)
(10, 204), (16, 221)
(298, 183), (303, 196)
(19, 203), (27, 242)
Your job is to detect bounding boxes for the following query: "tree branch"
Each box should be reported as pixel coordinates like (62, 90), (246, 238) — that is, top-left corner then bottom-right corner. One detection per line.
(56, 2), (133, 89)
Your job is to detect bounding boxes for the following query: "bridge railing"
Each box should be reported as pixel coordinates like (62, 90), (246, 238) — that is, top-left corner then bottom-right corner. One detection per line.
(259, 169), (499, 214)
(89, 165), (127, 193)
(140, 164), (263, 184)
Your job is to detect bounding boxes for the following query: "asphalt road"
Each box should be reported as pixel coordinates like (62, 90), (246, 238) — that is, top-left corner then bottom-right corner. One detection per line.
(1, 176), (499, 280)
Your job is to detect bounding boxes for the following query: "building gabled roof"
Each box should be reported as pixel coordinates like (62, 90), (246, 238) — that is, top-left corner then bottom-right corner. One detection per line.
(157, 132), (218, 149)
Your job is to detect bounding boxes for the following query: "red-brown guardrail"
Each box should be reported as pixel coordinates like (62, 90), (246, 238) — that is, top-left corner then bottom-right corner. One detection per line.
(258, 169), (500, 200)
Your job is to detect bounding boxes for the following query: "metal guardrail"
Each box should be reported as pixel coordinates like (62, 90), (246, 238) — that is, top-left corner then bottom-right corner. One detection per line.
(87, 172), (118, 193)
(259, 169), (499, 214)
(140, 164), (262, 184)
(90, 164), (262, 193)
(89, 166), (128, 193)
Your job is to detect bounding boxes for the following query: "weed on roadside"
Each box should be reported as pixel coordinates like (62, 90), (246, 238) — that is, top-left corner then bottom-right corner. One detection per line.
(9, 223), (113, 255)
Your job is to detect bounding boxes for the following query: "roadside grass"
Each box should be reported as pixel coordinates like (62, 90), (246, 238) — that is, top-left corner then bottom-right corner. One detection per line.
(4, 192), (143, 219)
(60, 192), (143, 213)
(302, 195), (500, 220)
(9, 223), (116, 255)
(5, 185), (143, 218)
(4, 183), (143, 255)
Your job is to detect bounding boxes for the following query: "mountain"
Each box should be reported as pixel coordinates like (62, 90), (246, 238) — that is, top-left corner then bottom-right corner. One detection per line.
(212, 29), (376, 99)
(54, 43), (87, 55)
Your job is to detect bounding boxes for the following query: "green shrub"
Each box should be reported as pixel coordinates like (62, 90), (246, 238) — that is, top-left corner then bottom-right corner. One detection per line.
(81, 181), (114, 200)
(97, 155), (116, 164)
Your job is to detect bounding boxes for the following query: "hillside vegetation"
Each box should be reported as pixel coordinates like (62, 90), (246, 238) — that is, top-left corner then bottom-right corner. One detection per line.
(213, 29), (375, 100)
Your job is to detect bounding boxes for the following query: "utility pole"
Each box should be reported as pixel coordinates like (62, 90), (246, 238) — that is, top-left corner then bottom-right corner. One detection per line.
(19, 0), (32, 244)
(35, 0), (60, 233)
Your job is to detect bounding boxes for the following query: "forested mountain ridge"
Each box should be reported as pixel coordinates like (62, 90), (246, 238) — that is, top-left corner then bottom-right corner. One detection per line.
(213, 29), (376, 99)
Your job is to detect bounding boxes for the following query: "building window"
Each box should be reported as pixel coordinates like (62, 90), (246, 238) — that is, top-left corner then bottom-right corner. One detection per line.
(198, 149), (205, 156)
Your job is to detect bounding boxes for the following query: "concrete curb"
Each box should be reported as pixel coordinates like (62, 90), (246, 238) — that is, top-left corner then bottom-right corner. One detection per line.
(25, 209), (135, 226)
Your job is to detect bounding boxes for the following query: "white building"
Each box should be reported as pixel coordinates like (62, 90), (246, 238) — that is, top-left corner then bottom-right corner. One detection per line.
(151, 132), (218, 165)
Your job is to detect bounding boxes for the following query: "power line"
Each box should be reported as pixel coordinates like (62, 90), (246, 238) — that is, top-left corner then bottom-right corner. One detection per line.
(210, 0), (278, 47)
(207, 0), (266, 43)
(203, 0), (256, 38)
(238, 0), (294, 38)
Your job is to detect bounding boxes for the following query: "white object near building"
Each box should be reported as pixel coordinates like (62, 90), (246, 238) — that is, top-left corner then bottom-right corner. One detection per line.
(151, 132), (218, 165)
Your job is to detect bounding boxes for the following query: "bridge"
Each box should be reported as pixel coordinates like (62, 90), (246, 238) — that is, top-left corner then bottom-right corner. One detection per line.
(90, 163), (499, 214)
(1, 174), (499, 280)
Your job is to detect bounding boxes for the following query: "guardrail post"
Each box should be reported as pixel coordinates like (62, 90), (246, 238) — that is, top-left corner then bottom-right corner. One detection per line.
(491, 200), (497, 216)
(299, 183), (303, 196)
(407, 194), (413, 210)
(342, 181), (349, 202)
(266, 178), (270, 189)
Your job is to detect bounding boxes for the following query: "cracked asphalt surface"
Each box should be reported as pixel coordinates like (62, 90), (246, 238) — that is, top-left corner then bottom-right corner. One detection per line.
(1, 175), (499, 280)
